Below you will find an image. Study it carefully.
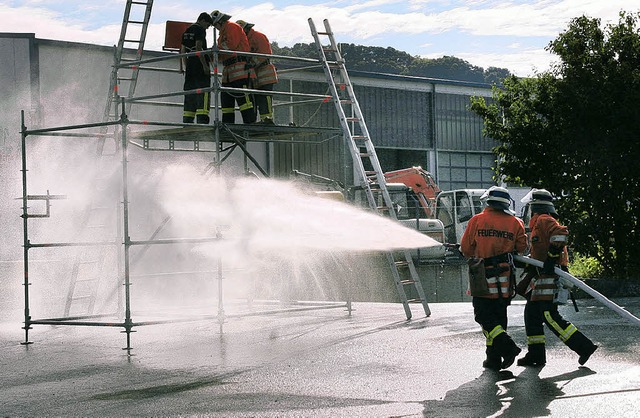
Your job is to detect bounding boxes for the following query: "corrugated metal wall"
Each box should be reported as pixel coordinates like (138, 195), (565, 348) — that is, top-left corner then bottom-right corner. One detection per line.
(271, 76), (497, 191)
(435, 93), (494, 151)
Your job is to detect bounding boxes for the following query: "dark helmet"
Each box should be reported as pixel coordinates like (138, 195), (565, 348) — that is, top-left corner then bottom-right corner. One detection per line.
(481, 186), (514, 214)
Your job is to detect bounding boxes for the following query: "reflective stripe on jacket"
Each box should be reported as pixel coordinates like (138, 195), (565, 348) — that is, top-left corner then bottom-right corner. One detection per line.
(527, 213), (569, 301)
(460, 207), (527, 299)
(246, 28), (277, 87)
(218, 21), (251, 83)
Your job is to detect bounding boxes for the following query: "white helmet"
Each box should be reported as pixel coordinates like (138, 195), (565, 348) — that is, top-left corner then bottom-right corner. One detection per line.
(236, 19), (255, 32)
(481, 186), (514, 214)
(522, 188), (557, 215)
(210, 10), (231, 25)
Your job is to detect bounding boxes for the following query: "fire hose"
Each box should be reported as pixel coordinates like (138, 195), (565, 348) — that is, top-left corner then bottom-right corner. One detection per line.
(513, 255), (640, 327)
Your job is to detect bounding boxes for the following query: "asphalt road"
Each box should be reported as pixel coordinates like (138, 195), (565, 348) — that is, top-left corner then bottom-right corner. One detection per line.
(1, 298), (639, 417)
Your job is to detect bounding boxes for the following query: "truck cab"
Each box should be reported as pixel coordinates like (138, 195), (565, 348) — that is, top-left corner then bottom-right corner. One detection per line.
(434, 189), (487, 244)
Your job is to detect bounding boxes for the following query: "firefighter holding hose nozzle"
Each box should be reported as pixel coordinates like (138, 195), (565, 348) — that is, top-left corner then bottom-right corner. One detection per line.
(516, 189), (598, 367)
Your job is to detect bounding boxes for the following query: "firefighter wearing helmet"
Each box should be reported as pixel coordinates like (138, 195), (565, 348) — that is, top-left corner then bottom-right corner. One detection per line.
(236, 19), (278, 124)
(516, 189), (598, 367)
(460, 186), (527, 371)
(210, 10), (255, 123)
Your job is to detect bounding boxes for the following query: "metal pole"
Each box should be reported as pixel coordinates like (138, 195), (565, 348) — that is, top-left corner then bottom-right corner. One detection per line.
(217, 228), (225, 334)
(212, 27), (221, 175)
(20, 110), (33, 345)
(119, 97), (135, 351)
(514, 255), (640, 327)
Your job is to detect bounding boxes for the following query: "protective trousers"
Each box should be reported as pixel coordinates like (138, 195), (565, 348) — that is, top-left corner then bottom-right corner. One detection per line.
(183, 65), (210, 124)
(473, 297), (520, 369)
(253, 84), (274, 122)
(523, 300), (596, 361)
(221, 79), (255, 123)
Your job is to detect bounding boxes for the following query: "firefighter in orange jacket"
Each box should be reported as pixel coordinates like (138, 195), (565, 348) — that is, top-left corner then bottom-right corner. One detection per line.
(210, 10), (255, 123)
(460, 186), (527, 370)
(236, 20), (278, 124)
(517, 189), (598, 367)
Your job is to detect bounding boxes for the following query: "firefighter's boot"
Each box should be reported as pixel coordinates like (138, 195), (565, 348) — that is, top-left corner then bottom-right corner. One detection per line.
(494, 333), (521, 369)
(482, 346), (501, 371)
(517, 344), (546, 367)
(566, 331), (598, 365)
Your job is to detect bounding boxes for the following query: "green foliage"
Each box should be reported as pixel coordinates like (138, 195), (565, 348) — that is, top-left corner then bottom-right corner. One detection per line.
(406, 55), (485, 83)
(470, 11), (640, 279)
(569, 254), (605, 278)
(271, 42), (510, 84)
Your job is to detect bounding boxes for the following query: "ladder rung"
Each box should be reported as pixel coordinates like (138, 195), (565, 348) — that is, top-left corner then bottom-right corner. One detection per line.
(377, 206), (391, 212)
(359, 152), (370, 157)
(346, 117), (360, 122)
(317, 31), (331, 35)
(132, 1), (151, 5)
(395, 261), (410, 267)
(127, 20), (145, 25)
(406, 298), (423, 303)
(124, 39), (143, 44)
(352, 135), (368, 141)
(400, 279), (416, 285)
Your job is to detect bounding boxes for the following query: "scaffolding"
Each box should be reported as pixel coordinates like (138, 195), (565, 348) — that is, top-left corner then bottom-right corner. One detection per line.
(19, 21), (355, 351)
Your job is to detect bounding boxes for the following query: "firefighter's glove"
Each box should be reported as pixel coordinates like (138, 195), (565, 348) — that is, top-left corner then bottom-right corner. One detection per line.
(542, 244), (562, 275)
(512, 251), (526, 268)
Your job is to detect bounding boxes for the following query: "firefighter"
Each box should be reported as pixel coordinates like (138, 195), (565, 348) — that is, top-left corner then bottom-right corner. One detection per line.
(180, 12), (214, 124)
(236, 20), (278, 124)
(460, 186), (527, 371)
(517, 189), (598, 367)
(210, 10), (255, 124)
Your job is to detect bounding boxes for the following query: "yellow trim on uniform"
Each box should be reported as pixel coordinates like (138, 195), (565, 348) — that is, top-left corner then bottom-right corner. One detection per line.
(544, 311), (578, 342)
(483, 325), (505, 346)
(527, 335), (546, 345)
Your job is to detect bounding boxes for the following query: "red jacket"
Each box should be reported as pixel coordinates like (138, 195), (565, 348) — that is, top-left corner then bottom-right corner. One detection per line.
(527, 213), (569, 301)
(246, 28), (278, 87)
(217, 21), (250, 82)
(461, 207), (527, 299)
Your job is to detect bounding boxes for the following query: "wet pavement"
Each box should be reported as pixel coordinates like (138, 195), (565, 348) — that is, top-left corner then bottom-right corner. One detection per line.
(1, 298), (639, 417)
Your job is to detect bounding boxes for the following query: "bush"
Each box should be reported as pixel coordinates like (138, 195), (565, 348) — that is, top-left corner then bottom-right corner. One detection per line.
(569, 254), (605, 279)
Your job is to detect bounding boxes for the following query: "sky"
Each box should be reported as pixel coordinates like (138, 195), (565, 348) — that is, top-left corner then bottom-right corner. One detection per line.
(1, 0), (638, 77)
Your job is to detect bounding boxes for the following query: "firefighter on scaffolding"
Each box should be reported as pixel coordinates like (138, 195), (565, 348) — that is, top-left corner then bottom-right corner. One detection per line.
(236, 20), (278, 124)
(180, 12), (214, 124)
(210, 10), (255, 124)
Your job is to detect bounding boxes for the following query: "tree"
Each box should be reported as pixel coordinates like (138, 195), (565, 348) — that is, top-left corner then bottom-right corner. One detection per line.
(271, 43), (510, 84)
(406, 56), (485, 83)
(470, 11), (640, 279)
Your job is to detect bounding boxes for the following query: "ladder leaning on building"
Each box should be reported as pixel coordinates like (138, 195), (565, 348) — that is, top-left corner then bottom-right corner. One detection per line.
(309, 18), (431, 320)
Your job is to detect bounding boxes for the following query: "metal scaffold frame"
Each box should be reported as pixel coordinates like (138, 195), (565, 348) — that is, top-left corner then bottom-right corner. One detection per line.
(19, 27), (353, 351)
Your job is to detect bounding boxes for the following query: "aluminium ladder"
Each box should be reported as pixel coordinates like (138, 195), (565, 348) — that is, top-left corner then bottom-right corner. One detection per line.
(103, 0), (154, 132)
(308, 18), (431, 319)
(65, 1), (153, 317)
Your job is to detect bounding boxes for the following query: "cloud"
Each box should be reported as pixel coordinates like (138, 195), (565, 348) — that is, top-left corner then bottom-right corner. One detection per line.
(3, 1), (639, 77)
